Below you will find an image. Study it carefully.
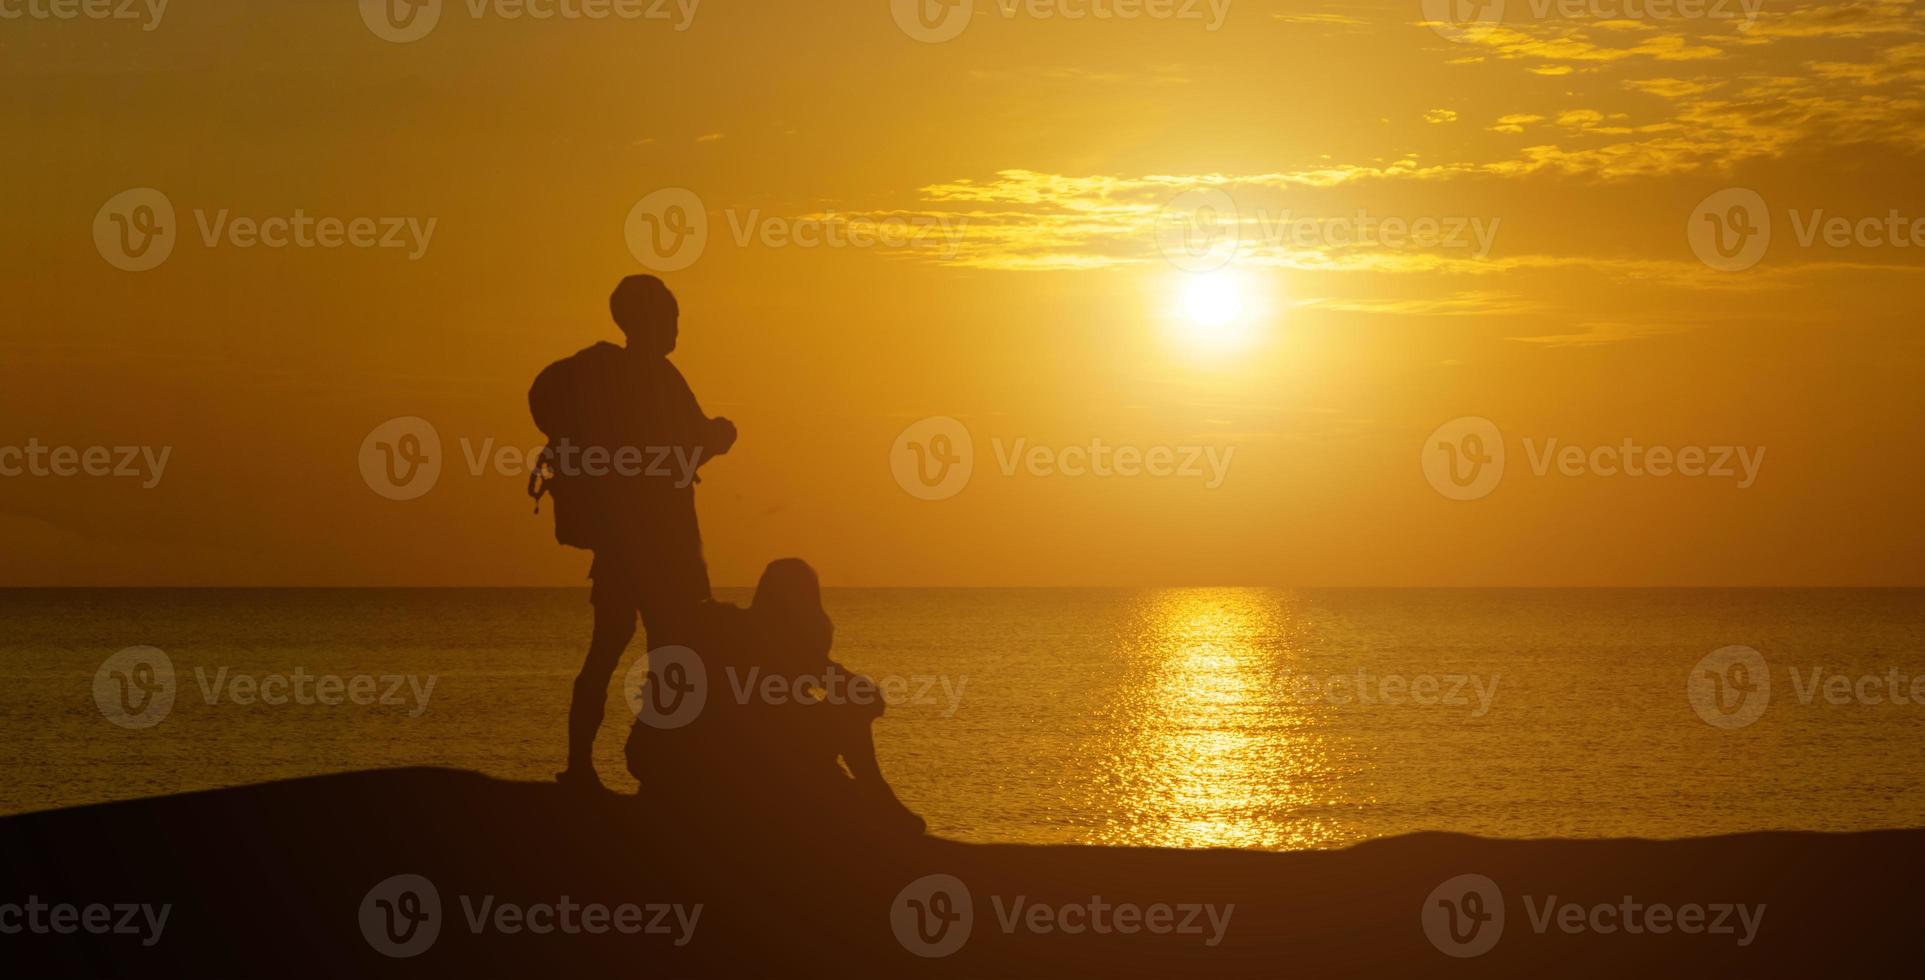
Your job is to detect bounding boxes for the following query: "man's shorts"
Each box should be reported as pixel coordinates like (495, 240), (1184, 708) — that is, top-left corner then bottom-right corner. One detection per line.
(588, 547), (712, 615)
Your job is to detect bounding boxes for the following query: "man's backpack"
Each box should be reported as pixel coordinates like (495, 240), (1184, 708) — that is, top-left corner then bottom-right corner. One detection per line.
(527, 342), (626, 550)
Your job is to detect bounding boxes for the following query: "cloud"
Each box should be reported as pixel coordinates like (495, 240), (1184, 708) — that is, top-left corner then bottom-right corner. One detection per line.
(1622, 77), (1723, 99)
(1507, 320), (1693, 346)
(1271, 11), (1369, 27)
(1741, 0), (1921, 40)
(1445, 24), (1724, 65)
(765, 6), (1925, 345)
(1302, 291), (1545, 317)
(964, 65), (1193, 85)
(1491, 113), (1546, 133)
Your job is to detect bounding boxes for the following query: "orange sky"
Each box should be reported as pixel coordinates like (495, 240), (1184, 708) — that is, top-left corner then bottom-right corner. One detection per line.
(2, 0), (1922, 586)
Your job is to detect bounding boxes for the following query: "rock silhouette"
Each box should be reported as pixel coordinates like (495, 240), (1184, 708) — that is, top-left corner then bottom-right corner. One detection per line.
(1, 767), (1919, 977)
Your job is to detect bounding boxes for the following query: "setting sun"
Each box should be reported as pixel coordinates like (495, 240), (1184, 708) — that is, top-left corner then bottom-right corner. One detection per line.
(1180, 271), (1255, 352)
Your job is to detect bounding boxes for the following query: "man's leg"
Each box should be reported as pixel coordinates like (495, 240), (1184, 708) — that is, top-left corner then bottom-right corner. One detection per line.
(567, 600), (636, 778)
(636, 541), (711, 651)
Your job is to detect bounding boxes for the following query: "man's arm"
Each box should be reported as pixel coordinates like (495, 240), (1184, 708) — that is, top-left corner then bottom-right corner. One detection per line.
(661, 363), (736, 465)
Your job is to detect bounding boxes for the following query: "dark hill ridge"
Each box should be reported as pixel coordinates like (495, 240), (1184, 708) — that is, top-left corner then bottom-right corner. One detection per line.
(1, 768), (1918, 977)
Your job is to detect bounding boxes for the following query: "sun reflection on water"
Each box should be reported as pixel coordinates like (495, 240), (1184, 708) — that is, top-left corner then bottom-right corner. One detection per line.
(1081, 588), (1363, 850)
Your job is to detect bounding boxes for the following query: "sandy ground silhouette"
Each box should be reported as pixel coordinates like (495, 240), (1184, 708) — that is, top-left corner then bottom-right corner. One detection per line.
(2, 767), (1918, 977)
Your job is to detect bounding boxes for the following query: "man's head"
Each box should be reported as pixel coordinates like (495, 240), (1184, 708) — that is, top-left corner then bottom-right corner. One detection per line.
(610, 275), (679, 354)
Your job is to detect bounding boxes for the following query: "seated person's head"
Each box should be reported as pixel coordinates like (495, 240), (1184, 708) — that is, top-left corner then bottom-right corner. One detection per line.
(751, 559), (833, 668)
(610, 275), (679, 355)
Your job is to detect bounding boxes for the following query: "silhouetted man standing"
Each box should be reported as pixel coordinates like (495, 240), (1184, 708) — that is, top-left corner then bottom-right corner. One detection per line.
(548, 276), (735, 789)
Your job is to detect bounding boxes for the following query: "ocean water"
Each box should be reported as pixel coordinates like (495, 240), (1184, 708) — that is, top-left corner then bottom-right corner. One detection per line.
(2, 588), (1923, 850)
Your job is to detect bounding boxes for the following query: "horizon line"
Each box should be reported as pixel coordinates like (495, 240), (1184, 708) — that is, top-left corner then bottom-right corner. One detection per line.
(3, 584), (1923, 591)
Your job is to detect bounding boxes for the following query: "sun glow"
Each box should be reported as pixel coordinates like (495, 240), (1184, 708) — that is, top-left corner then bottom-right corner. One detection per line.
(1179, 272), (1257, 353)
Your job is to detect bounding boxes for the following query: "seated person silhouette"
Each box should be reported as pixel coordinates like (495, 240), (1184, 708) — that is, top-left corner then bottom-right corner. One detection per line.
(626, 559), (925, 836)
